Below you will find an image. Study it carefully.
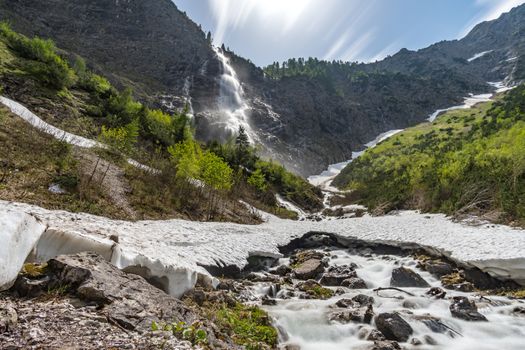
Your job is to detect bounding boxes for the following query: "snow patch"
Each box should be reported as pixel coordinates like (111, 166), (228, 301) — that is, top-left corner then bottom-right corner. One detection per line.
(276, 194), (307, 220)
(0, 96), (100, 148)
(0, 209), (46, 290)
(308, 129), (403, 189)
(0, 96), (157, 173)
(467, 50), (493, 62)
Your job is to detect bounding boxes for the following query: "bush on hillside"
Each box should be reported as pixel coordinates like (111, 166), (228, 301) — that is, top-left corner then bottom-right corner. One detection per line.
(0, 22), (75, 89)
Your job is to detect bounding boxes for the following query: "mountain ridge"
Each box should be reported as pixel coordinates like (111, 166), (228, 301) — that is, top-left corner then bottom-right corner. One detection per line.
(1, 0), (524, 176)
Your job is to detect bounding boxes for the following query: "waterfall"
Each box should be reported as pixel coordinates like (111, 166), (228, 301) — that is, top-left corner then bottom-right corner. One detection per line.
(182, 76), (194, 119)
(213, 46), (256, 142)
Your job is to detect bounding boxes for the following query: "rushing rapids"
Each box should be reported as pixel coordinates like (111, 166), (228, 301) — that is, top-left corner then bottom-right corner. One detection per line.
(250, 248), (525, 350)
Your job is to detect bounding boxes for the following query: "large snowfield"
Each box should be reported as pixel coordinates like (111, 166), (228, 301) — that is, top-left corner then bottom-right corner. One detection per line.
(2, 200), (525, 297)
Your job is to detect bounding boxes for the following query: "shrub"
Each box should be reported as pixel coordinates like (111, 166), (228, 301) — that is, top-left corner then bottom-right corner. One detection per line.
(99, 121), (139, 155)
(0, 22), (76, 89)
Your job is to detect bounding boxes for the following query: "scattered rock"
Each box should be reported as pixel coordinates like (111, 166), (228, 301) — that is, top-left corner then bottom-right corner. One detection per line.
(284, 344), (301, 350)
(353, 294), (375, 306)
(374, 312), (413, 342)
(369, 340), (401, 350)
(319, 265), (357, 286)
(12, 276), (49, 298)
(296, 280), (333, 299)
(269, 265), (292, 276)
(449, 296), (488, 322)
(329, 304), (374, 324)
(341, 277), (368, 289)
(0, 303), (17, 333)
(424, 335), (438, 345)
(413, 315), (449, 334)
(261, 296), (277, 306)
(367, 329), (386, 341)
(454, 282), (475, 292)
(293, 259), (325, 280)
(426, 287), (446, 299)
(417, 259), (454, 278)
(390, 267), (430, 288)
(410, 337), (423, 346)
(402, 300), (418, 309)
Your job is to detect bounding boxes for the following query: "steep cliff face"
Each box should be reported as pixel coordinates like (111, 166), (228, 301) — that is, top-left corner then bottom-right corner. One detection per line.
(0, 0), (222, 110)
(1, 0), (524, 176)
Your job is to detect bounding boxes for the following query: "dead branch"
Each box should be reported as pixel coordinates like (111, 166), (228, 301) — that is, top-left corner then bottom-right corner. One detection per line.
(373, 287), (416, 297)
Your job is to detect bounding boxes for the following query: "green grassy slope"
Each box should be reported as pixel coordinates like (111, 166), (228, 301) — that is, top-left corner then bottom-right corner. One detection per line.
(333, 84), (525, 225)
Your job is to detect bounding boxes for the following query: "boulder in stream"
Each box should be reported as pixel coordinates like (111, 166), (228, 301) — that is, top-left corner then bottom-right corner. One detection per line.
(390, 267), (430, 288)
(341, 277), (368, 289)
(449, 296), (488, 322)
(374, 312), (413, 342)
(319, 265), (357, 286)
(293, 259), (325, 280)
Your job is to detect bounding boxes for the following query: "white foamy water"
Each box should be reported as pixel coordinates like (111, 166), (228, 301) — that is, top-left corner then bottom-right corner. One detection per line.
(262, 249), (525, 350)
(212, 47), (257, 142)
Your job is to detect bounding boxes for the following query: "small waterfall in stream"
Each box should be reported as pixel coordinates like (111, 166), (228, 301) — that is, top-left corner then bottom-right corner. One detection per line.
(213, 46), (256, 142)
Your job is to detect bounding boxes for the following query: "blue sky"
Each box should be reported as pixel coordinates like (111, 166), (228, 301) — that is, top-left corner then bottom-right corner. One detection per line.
(173, 0), (525, 67)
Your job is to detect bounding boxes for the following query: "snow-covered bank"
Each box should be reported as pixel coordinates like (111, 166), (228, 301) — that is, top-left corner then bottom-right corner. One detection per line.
(2, 201), (525, 297)
(0, 208), (46, 290)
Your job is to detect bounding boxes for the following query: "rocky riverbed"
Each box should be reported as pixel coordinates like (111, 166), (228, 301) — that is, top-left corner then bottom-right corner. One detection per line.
(1, 234), (525, 349)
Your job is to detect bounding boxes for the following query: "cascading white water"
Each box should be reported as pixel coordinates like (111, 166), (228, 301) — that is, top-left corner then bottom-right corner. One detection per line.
(212, 47), (256, 142)
(256, 250), (525, 350)
(182, 76), (194, 119)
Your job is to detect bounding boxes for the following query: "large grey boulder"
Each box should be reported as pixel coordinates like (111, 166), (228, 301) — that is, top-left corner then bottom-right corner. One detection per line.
(293, 259), (325, 280)
(374, 312), (413, 342)
(390, 267), (430, 288)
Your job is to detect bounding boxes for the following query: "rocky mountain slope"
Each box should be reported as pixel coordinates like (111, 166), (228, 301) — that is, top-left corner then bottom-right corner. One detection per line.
(1, 1), (524, 176)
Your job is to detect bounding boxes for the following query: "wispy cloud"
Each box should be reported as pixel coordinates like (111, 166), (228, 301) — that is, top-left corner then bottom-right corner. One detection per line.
(367, 41), (402, 62)
(209, 0), (319, 45)
(340, 30), (376, 62)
